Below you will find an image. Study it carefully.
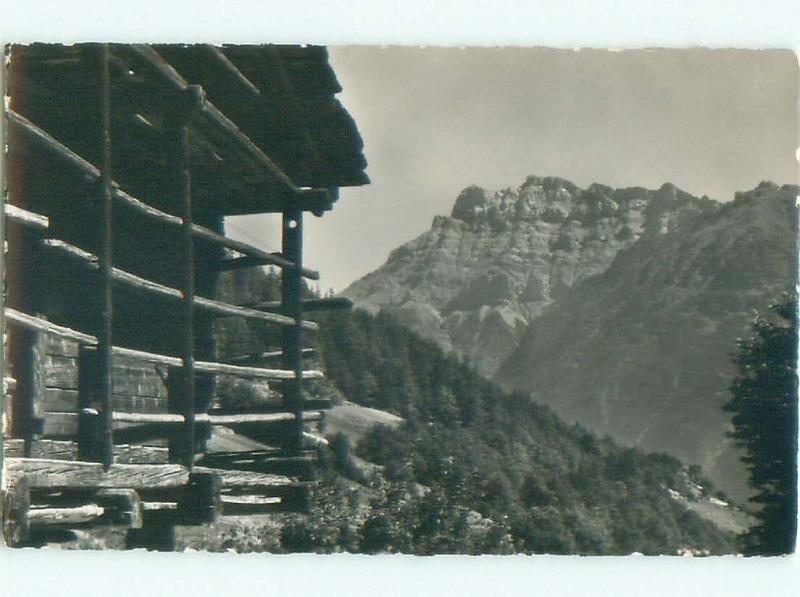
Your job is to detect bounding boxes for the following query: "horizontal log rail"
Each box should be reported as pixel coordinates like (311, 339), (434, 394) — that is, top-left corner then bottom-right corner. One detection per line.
(247, 296), (353, 313)
(41, 239), (319, 331)
(4, 307), (323, 381)
(95, 410), (324, 425)
(220, 347), (314, 365)
(27, 504), (106, 526)
(4, 204), (50, 230)
(5, 110), (320, 280)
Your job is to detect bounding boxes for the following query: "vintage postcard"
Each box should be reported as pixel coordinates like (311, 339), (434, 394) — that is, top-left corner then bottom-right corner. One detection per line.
(1, 43), (797, 562)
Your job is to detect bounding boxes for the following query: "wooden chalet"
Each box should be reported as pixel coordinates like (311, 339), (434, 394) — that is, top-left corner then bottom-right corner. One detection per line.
(1, 43), (368, 549)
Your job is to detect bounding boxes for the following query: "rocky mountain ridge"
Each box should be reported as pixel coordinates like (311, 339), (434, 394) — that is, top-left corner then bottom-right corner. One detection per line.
(344, 175), (716, 376)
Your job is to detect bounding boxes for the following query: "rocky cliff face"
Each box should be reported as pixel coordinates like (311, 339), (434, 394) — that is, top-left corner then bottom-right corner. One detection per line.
(344, 177), (797, 500)
(344, 176), (710, 377)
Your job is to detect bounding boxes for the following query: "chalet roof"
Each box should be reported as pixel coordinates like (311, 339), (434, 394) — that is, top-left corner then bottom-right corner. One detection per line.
(7, 43), (369, 216)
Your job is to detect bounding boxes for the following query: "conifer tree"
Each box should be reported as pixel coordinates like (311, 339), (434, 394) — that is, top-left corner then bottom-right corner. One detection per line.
(726, 296), (798, 555)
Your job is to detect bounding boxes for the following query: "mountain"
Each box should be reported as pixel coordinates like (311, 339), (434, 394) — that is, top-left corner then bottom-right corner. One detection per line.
(343, 176), (712, 377)
(343, 178), (798, 500)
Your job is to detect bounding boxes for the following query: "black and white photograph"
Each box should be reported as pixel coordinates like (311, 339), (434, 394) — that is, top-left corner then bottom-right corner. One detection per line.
(0, 31), (797, 576)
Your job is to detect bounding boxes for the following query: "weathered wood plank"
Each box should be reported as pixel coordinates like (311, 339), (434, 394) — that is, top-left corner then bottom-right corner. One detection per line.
(4, 458), (190, 490)
(43, 388), (167, 414)
(194, 467), (294, 489)
(3, 439), (78, 460)
(43, 412), (175, 440)
(44, 335), (80, 357)
(115, 444), (170, 465)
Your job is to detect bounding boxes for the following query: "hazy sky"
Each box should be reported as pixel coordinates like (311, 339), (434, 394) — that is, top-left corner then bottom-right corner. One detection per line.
(228, 48), (799, 293)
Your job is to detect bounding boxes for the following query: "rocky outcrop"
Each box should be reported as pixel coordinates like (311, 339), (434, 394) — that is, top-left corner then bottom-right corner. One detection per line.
(343, 176), (706, 377)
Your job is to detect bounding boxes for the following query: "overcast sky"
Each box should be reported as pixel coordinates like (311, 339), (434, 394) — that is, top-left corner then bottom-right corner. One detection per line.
(227, 48), (799, 293)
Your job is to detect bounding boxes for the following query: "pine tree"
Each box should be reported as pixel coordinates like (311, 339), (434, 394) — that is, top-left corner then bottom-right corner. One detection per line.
(725, 295), (798, 555)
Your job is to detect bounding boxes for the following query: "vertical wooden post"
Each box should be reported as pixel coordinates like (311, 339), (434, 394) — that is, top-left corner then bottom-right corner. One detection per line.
(91, 43), (115, 470)
(78, 345), (101, 462)
(11, 327), (46, 457)
(281, 209), (304, 455)
(167, 85), (204, 470)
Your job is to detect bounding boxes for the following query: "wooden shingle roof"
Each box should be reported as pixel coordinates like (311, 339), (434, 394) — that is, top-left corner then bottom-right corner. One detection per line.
(7, 43), (369, 217)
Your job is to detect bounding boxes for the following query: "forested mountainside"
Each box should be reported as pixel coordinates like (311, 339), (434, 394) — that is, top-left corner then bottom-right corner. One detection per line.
(213, 268), (739, 555)
(343, 178), (797, 501)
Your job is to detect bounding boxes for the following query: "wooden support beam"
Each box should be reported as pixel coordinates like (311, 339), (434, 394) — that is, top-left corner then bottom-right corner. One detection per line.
(177, 471), (221, 524)
(40, 239), (319, 330)
(166, 84), (204, 470)
(12, 325), (47, 456)
(2, 476), (31, 546)
(5, 109), (320, 280)
(203, 45), (261, 97)
(91, 42), (116, 471)
(281, 209), (304, 455)
(126, 509), (175, 551)
(4, 457), (190, 490)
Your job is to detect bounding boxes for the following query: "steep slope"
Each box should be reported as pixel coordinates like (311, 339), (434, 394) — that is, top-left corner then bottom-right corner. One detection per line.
(343, 176), (712, 376)
(496, 182), (798, 500)
(310, 308), (738, 555)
